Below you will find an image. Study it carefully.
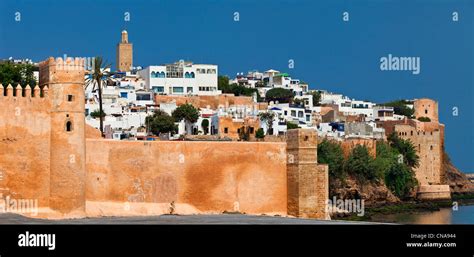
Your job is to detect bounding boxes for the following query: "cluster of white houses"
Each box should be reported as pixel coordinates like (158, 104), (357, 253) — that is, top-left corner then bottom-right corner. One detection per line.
(82, 30), (411, 140)
(83, 59), (409, 141)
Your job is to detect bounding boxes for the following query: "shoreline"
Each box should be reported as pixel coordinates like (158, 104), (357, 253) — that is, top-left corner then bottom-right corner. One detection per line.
(334, 195), (474, 222)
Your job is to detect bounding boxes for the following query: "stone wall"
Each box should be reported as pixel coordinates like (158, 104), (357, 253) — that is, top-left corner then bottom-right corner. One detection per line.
(0, 57), (330, 220)
(395, 124), (443, 185)
(86, 140), (288, 216)
(0, 84), (51, 208)
(155, 94), (254, 109)
(340, 137), (377, 159)
(286, 129), (329, 219)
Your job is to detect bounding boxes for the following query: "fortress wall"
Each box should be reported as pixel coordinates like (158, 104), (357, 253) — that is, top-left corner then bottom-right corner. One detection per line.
(0, 85), (51, 207)
(340, 138), (377, 159)
(85, 140), (288, 215)
(155, 94), (254, 109)
(395, 124), (443, 185)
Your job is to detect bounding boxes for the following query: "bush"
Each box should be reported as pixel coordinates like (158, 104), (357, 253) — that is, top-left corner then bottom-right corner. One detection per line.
(318, 139), (345, 180)
(374, 140), (418, 198)
(265, 88), (294, 103)
(201, 119), (209, 134)
(381, 100), (414, 117)
(346, 145), (379, 182)
(385, 162), (418, 198)
(255, 128), (265, 139)
(388, 133), (419, 168)
(287, 122), (299, 130)
(417, 116), (431, 122)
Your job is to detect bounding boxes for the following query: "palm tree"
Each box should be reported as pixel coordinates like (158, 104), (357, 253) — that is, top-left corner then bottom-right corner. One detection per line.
(258, 111), (275, 135)
(85, 57), (111, 137)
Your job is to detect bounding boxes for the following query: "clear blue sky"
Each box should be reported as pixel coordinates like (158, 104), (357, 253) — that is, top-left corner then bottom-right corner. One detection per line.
(0, 0), (473, 172)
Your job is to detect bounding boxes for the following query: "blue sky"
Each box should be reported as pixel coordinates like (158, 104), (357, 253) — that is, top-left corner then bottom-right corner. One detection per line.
(0, 0), (473, 172)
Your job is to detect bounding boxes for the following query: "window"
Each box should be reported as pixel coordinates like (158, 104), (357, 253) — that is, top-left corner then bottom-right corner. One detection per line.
(425, 109), (428, 114)
(67, 95), (74, 102)
(306, 115), (310, 122)
(66, 121), (73, 132)
(120, 92), (128, 98)
(249, 127), (254, 134)
(224, 127), (228, 134)
(298, 111), (303, 118)
(187, 87), (193, 93)
(152, 86), (164, 93)
(291, 110), (296, 117)
(284, 111), (287, 115)
(173, 87), (184, 93)
(166, 64), (183, 78)
(136, 94), (151, 101)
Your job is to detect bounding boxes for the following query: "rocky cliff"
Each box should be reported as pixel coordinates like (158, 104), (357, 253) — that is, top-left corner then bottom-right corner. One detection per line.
(444, 152), (474, 195)
(330, 176), (400, 206)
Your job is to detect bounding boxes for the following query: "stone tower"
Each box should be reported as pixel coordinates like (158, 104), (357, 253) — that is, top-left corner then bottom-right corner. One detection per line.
(116, 30), (133, 72)
(414, 98), (438, 122)
(39, 57), (86, 217)
(286, 129), (329, 219)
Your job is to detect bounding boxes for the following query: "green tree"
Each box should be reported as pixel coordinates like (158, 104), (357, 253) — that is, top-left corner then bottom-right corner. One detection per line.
(317, 139), (345, 180)
(0, 61), (37, 92)
(255, 128), (265, 139)
(218, 75), (230, 90)
(172, 103), (199, 134)
(346, 145), (379, 182)
(258, 111), (275, 135)
(201, 119), (209, 134)
(265, 88), (294, 103)
(287, 122), (299, 130)
(90, 109), (106, 119)
(85, 57), (111, 137)
(387, 133), (419, 168)
(385, 162), (418, 198)
(381, 100), (414, 117)
(145, 110), (177, 135)
(373, 140), (418, 198)
(309, 91), (321, 106)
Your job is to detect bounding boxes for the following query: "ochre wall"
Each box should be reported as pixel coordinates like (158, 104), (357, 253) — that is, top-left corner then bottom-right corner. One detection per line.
(155, 94), (254, 109)
(395, 124), (443, 185)
(340, 138), (377, 159)
(414, 98), (438, 122)
(86, 140), (288, 215)
(0, 85), (51, 207)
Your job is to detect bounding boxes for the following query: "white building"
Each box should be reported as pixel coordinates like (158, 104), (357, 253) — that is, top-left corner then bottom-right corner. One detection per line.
(137, 61), (221, 96)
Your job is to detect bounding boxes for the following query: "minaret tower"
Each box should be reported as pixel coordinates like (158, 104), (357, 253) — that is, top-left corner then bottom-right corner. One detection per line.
(116, 30), (133, 72)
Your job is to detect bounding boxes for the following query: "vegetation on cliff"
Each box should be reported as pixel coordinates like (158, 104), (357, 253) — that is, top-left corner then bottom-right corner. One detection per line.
(318, 133), (419, 202)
